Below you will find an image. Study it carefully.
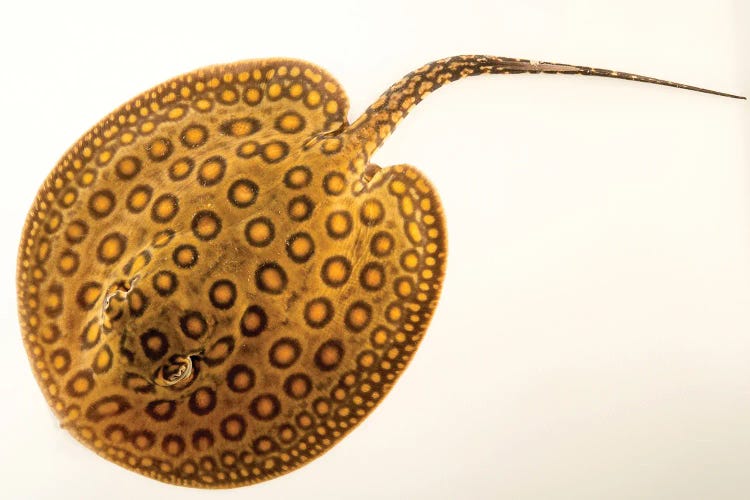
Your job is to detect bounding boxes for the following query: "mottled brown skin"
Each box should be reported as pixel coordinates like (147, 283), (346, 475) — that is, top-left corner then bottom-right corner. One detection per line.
(16, 55), (743, 488)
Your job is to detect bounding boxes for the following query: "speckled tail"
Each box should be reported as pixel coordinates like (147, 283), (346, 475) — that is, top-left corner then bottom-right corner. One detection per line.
(344, 54), (745, 168)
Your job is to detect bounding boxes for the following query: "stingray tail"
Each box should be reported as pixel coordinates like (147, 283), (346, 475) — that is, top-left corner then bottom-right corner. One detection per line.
(343, 55), (745, 169)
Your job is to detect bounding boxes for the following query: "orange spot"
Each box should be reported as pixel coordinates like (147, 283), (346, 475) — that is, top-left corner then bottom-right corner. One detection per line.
(128, 189), (150, 211)
(149, 139), (169, 158)
(263, 141), (286, 161)
(347, 304), (370, 330)
(170, 159), (191, 178)
(268, 83), (282, 98)
(278, 113), (303, 133)
(242, 310), (262, 332)
(183, 126), (206, 146)
(287, 377), (309, 398)
(211, 283), (233, 304)
(94, 349), (111, 370)
(323, 259), (348, 284)
(91, 193), (113, 214)
(306, 299), (329, 324)
(362, 267), (384, 289)
(258, 266), (284, 293)
(289, 83), (303, 98)
(318, 345), (341, 367)
(401, 250), (419, 271)
(246, 220), (272, 244)
(324, 173), (346, 195)
(244, 87), (261, 105)
(254, 397), (276, 418)
(154, 198), (176, 220)
(72, 376), (91, 394)
(194, 99), (212, 111)
(271, 342), (296, 365)
(325, 100), (338, 114)
(220, 88), (237, 103)
(306, 90), (321, 107)
(358, 353), (375, 368)
(361, 200), (383, 224)
(199, 158), (223, 183)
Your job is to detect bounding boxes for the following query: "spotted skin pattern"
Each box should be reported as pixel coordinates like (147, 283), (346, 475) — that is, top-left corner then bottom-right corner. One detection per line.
(17, 55), (743, 488)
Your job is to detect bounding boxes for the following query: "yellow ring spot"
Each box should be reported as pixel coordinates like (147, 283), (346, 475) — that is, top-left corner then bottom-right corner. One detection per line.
(268, 83), (282, 98)
(305, 299), (330, 325)
(322, 257), (350, 286)
(81, 284), (102, 308)
(199, 158), (224, 184)
(194, 99), (212, 111)
(244, 87), (262, 105)
(168, 107), (185, 120)
(277, 112), (304, 133)
(131, 192), (151, 213)
(324, 172), (346, 195)
(326, 211), (351, 238)
(361, 199), (384, 224)
(371, 232), (394, 256)
(94, 348), (111, 371)
(288, 234), (313, 261)
(288, 197), (312, 220)
(182, 125), (207, 147)
(58, 253), (78, 273)
(371, 328), (389, 346)
(220, 88), (237, 103)
(174, 247), (196, 267)
(263, 141), (287, 162)
(362, 266), (384, 289)
(148, 138), (170, 159)
(169, 158), (192, 179)
(238, 141), (258, 157)
(401, 250), (420, 271)
(325, 100), (339, 114)
(358, 352), (375, 368)
(90, 192), (114, 215)
(154, 273), (174, 292)
(211, 283), (234, 304)
(246, 218), (273, 246)
(241, 308), (263, 333)
(321, 138), (341, 153)
(72, 375), (92, 394)
(52, 352), (68, 371)
(253, 396), (277, 419)
(257, 265), (285, 293)
(318, 344), (341, 367)
(285, 167), (310, 188)
(305, 90), (321, 107)
(314, 400), (330, 415)
(289, 83), (303, 98)
(389, 179), (407, 195)
(154, 197), (177, 220)
(346, 303), (371, 330)
(270, 340), (298, 366)
(407, 221), (423, 244)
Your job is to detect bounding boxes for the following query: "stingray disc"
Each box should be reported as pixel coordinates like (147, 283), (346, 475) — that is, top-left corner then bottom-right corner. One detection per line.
(17, 58), (446, 488)
(19, 54), (740, 488)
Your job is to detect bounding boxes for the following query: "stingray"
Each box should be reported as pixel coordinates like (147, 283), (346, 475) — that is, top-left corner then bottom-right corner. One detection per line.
(16, 55), (744, 488)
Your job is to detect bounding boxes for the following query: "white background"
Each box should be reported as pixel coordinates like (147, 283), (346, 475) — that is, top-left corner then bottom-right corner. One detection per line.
(0, 1), (748, 499)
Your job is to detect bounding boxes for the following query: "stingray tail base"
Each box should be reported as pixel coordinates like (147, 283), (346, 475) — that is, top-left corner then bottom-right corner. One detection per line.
(343, 55), (745, 167)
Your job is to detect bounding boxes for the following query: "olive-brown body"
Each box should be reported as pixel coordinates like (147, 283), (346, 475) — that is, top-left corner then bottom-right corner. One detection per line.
(17, 55), (741, 488)
(17, 58), (447, 487)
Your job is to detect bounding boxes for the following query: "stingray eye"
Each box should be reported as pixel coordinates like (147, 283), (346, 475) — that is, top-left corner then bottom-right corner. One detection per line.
(154, 353), (200, 389)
